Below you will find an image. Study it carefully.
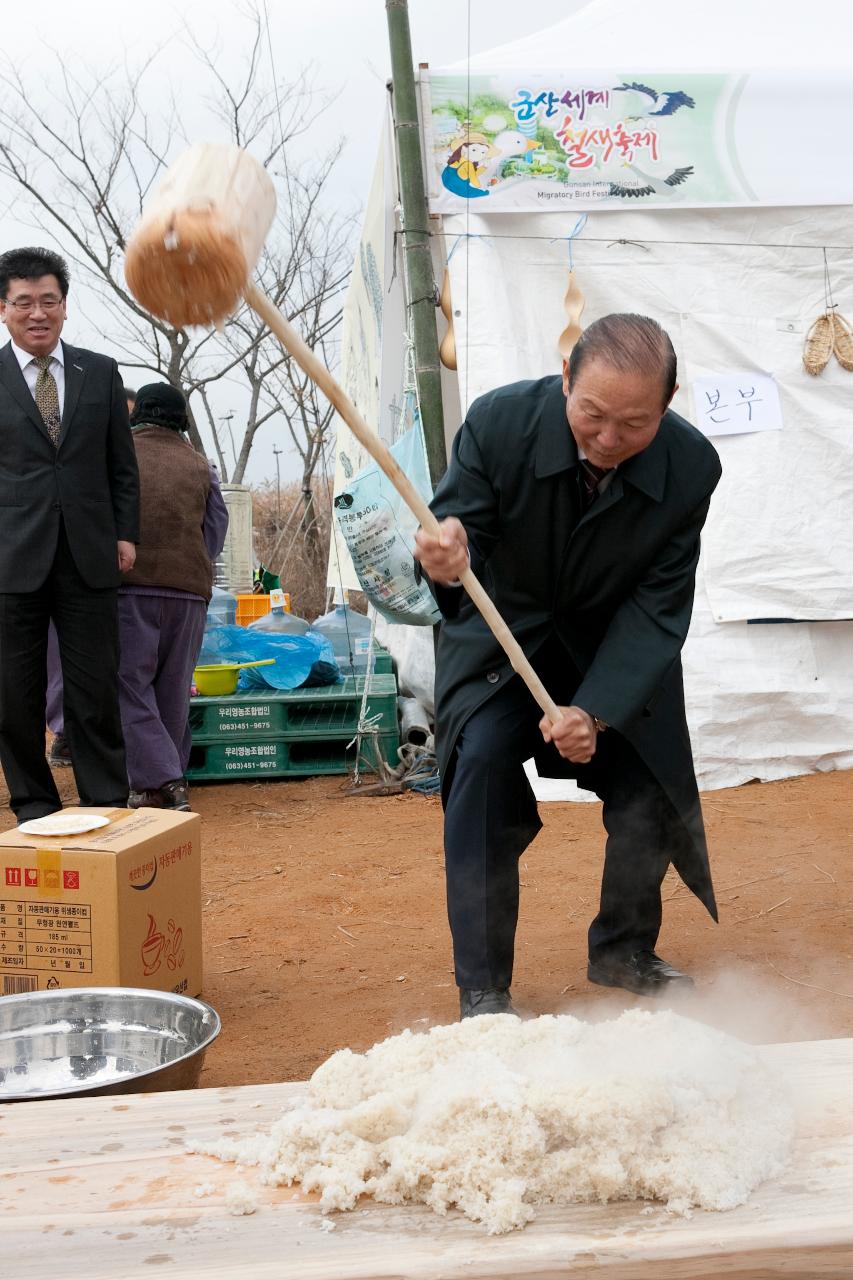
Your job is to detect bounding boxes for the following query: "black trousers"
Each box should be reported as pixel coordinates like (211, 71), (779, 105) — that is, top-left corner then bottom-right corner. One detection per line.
(0, 522), (128, 821)
(444, 663), (686, 990)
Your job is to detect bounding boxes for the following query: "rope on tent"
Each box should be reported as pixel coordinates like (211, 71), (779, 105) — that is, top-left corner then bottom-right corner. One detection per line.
(822, 248), (853, 371)
(552, 213), (588, 271)
(345, 606), (381, 778)
(427, 230), (853, 252)
(345, 610), (388, 789)
(823, 247), (837, 314)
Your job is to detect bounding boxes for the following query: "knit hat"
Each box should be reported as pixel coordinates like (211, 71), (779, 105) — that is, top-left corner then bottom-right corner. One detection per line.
(130, 382), (188, 431)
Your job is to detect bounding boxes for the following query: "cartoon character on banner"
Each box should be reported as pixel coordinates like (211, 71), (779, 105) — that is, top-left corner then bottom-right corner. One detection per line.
(481, 130), (539, 186)
(440, 131), (499, 199)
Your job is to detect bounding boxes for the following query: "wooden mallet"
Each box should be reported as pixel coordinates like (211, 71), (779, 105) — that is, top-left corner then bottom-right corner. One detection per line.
(124, 143), (562, 724)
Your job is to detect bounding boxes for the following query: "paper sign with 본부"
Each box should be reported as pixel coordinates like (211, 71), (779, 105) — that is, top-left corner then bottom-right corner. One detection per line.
(691, 373), (783, 438)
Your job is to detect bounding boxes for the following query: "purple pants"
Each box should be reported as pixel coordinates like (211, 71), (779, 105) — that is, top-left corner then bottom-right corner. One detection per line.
(118, 593), (207, 791)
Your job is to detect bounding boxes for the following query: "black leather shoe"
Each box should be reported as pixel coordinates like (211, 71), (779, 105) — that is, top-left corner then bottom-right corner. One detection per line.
(128, 788), (165, 809)
(587, 950), (695, 997)
(47, 733), (73, 767)
(160, 779), (192, 812)
(459, 987), (519, 1019)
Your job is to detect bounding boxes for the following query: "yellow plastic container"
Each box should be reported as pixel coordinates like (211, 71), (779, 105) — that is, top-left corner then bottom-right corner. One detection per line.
(193, 660), (274, 696)
(235, 593), (271, 627)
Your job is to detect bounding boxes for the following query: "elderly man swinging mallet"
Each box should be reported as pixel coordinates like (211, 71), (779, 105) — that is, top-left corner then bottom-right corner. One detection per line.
(414, 313), (722, 1016)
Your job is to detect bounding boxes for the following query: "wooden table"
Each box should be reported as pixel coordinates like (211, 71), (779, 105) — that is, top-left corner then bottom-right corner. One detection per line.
(2, 1039), (852, 1279)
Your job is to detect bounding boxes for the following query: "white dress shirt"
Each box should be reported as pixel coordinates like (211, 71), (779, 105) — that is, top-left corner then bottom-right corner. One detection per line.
(11, 339), (66, 414)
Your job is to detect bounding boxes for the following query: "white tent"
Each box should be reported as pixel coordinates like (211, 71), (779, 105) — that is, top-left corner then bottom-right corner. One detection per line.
(335, 0), (853, 791)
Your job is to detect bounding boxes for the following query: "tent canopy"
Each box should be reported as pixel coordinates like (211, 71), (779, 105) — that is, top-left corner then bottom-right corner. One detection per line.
(461, 0), (853, 71)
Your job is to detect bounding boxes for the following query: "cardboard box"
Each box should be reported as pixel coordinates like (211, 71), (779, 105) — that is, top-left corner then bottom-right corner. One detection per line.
(0, 808), (201, 998)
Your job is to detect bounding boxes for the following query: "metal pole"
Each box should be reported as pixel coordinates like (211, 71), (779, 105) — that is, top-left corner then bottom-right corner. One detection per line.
(272, 444), (282, 524)
(385, 0), (447, 487)
(220, 411), (236, 474)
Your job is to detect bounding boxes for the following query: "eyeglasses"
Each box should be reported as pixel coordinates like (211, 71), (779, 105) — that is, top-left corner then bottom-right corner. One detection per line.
(3, 297), (64, 313)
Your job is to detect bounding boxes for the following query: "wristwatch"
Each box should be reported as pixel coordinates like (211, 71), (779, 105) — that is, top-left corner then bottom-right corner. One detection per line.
(592, 716), (608, 733)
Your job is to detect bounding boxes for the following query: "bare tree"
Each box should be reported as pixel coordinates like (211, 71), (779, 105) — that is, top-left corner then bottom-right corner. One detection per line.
(194, 155), (352, 494)
(0, 5), (349, 482)
(213, 150), (352, 580)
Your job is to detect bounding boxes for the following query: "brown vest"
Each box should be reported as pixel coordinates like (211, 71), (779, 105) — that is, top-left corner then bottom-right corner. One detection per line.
(124, 426), (214, 599)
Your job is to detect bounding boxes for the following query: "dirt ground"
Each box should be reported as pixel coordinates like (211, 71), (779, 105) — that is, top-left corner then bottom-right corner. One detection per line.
(3, 764), (852, 1085)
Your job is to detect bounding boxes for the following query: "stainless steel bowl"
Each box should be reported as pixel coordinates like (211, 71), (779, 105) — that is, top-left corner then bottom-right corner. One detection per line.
(0, 987), (221, 1102)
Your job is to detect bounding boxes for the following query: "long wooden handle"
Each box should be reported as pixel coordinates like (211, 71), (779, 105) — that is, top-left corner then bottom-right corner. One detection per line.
(245, 284), (562, 724)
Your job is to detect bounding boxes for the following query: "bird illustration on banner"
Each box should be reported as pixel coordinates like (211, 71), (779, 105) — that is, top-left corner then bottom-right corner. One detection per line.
(481, 129), (539, 186)
(609, 163), (694, 200)
(613, 81), (696, 119)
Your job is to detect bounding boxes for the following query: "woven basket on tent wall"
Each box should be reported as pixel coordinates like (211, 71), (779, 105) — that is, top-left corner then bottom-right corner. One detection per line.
(832, 313), (853, 371)
(803, 314), (833, 375)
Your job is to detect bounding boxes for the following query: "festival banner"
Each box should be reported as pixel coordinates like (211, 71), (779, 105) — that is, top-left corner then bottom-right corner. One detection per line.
(423, 70), (851, 212)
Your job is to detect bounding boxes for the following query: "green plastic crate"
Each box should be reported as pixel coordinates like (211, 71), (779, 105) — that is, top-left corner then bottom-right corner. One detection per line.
(371, 647), (394, 674)
(185, 729), (400, 782)
(189, 673), (398, 744)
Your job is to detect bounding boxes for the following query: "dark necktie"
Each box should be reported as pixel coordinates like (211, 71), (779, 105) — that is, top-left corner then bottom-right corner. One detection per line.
(578, 459), (612, 511)
(33, 355), (61, 446)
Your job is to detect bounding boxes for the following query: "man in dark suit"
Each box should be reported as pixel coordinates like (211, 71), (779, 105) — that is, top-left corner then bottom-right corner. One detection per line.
(0, 246), (140, 822)
(415, 314), (721, 1016)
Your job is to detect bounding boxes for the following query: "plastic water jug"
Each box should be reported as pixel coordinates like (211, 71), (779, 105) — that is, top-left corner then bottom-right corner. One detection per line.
(312, 605), (372, 673)
(206, 585), (237, 628)
(248, 606), (310, 635)
(215, 485), (253, 593)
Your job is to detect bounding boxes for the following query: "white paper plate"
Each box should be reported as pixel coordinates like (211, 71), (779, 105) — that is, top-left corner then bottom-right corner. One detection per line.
(18, 814), (111, 837)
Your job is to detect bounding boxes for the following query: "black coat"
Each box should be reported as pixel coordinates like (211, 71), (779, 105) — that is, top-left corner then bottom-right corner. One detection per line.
(0, 340), (139, 591)
(428, 375), (722, 914)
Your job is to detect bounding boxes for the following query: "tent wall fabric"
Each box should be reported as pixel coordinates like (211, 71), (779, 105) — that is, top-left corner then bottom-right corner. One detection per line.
(326, 110), (407, 596)
(438, 207), (853, 790)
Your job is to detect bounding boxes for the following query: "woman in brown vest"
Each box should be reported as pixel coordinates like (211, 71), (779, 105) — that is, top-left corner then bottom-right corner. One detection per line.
(121, 383), (228, 811)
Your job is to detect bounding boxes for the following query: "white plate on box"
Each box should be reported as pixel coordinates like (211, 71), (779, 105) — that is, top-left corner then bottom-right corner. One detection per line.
(18, 814), (111, 837)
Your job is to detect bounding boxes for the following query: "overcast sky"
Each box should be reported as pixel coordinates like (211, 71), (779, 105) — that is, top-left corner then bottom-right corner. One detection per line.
(1, 0), (589, 485)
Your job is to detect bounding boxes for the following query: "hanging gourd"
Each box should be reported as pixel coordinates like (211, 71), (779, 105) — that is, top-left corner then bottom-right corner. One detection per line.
(557, 269), (585, 360)
(438, 265), (457, 370)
